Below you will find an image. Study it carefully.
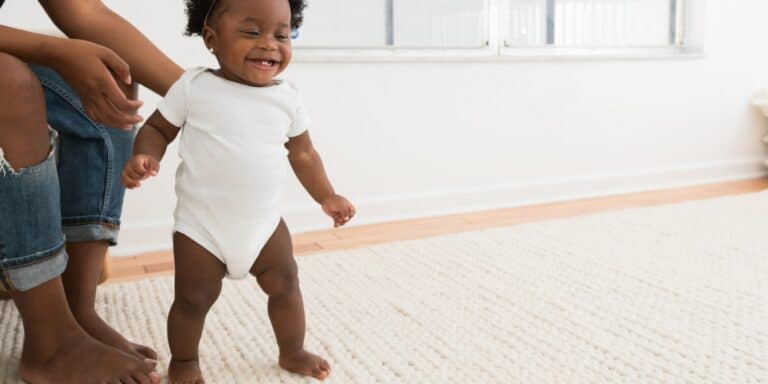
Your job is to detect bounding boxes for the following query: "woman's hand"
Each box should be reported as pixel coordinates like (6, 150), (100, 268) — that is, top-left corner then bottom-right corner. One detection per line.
(121, 154), (159, 189)
(321, 194), (356, 228)
(47, 38), (143, 130)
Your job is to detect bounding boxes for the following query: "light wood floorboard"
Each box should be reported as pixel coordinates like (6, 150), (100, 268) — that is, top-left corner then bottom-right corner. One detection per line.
(108, 178), (768, 284)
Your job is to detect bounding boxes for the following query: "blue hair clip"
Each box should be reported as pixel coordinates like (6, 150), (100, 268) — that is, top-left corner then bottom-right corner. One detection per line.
(291, 29), (299, 40)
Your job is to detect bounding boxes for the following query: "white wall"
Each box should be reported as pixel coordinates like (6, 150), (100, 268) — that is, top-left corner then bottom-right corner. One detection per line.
(2, 1), (767, 256)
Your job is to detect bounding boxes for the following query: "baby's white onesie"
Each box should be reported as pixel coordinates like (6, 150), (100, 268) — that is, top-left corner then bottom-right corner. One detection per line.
(157, 67), (309, 278)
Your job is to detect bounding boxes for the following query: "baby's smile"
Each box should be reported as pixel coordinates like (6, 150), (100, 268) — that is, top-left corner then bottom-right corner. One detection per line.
(203, 0), (293, 87)
(245, 57), (281, 70)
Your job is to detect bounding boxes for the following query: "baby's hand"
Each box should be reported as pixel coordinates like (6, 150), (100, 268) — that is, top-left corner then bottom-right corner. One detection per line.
(121, 154), (159, 189)
(321, 194), (356, 228)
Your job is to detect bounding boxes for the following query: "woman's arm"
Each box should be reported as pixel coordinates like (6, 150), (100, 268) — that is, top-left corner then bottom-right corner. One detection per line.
(0, 25), (142, 128)
(0, 24), (71, 64)
(39, 0), (183, 96)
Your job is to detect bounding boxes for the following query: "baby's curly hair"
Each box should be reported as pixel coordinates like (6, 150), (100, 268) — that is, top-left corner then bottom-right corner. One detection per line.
(184, 0), (306, 36)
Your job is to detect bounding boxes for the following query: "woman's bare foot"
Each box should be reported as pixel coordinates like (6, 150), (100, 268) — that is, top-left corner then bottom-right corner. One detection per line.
(279, 350), (331, 380)
(76, 310), (159, 360)
(61, 241), (159, 361)
(168, 358), (205, 384)
(20, 333), (160, 384)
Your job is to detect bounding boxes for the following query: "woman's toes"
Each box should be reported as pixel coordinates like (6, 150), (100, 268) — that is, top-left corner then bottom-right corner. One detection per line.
(136, 345), (159, 360)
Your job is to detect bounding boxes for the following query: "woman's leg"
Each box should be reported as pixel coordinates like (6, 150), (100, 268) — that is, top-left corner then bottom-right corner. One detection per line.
(0, 52), (159, 384)
(62, 240), (158, 359)
(26, 64), (157, 360)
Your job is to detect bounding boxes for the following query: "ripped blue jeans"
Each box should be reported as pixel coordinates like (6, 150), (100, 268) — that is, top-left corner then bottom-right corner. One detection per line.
(0, 66), (134, 292)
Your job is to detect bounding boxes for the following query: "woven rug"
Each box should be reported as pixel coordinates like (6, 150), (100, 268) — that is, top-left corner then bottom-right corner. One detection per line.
(2, 192), (768, 383)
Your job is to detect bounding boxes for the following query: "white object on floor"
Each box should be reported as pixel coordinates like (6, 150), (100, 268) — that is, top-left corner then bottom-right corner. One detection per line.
(755, 90), (768, 167)
(2, 192), (768, 383)
(754, 89), (768, 117)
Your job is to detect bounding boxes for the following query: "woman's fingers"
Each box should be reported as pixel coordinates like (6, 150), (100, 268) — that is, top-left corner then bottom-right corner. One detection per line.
(100, 48), (132, 85)
(85, 89), (140, 129)
(102, 90), (143, 129)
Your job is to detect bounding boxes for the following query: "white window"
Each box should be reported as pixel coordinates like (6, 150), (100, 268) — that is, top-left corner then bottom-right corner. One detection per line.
(393, 0), (487, 48)
(294, 0), (691, 59)
(295, 0), (387, 47)
(504, 0), (681, 48)
(295, 0), (489, 48)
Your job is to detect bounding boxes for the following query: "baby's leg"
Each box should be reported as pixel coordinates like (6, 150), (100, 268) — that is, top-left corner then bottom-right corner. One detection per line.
(250, 219), (331, 380)
(167, 232), (227, 384)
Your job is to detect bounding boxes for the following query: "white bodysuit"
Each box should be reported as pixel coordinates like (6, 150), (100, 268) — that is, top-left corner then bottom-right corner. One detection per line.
(157, 67), (309, 278)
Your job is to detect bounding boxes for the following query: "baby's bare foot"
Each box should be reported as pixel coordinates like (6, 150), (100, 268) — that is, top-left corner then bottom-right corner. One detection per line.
(168, 358), (205, 384)
(279, 350), (331, 380)
(20, 335), (159, 384)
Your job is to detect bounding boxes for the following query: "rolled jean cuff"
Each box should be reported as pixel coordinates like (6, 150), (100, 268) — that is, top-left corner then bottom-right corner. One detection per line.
(63, 223), (120, 245)
(0, 128), (69, 292)
(0, 248), (67, 292)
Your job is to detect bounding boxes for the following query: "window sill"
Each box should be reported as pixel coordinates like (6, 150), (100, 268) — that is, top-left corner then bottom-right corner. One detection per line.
(292, 46), (705, 63)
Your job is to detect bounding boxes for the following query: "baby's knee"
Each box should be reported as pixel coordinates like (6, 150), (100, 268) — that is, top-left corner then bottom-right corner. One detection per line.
(257, 261), (299, 297)
(174, 283), (222, 314)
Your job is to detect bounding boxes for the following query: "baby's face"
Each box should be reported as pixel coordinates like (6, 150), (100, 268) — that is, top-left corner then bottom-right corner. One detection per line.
(205, 0), (293, 86)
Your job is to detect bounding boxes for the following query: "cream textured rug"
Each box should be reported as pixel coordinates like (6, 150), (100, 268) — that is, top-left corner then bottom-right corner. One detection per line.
(2, 192), (768, 383)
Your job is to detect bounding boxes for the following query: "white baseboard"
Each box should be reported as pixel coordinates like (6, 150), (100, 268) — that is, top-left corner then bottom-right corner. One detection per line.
(111, 158), (767, 257)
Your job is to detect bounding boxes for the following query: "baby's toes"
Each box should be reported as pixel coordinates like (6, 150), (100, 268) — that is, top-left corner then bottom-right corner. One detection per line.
(319, 358), (331, 373)
(313, 358), (331, 379)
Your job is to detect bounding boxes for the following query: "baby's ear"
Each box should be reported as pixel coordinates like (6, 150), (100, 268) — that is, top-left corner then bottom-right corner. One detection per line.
(202, 25), (217, 53)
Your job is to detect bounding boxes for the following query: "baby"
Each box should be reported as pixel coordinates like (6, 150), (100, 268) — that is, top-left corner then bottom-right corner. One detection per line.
(121, 0), (355, 382)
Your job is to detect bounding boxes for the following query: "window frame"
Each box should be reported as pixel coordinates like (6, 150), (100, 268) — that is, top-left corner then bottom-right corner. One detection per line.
(292, 0), (702, 62)
(294, 0), (493, 50)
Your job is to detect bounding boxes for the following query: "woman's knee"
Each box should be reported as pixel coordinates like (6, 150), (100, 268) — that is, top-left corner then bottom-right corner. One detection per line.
(0, 53), (49, 168)
(0, 53), (45, 116)
(257, 260), (299, 297)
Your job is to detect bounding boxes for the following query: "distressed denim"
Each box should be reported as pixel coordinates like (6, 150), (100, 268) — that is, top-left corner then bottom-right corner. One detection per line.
(0, 65), (134, 292)
(0, 129), (67, 292)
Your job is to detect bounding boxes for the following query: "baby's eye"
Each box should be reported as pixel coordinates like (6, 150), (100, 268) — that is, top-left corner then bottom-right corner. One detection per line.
(243, 30), (260, 36)
(276, 34), (290, 41)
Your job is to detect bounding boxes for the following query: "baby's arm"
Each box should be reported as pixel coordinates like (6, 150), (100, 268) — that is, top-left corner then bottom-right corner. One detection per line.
(121, 111), (180, 189)
(286, 132), (356, 227)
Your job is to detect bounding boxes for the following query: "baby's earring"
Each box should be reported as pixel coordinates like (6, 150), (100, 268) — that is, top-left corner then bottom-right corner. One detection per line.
(208, 47), (215, 54)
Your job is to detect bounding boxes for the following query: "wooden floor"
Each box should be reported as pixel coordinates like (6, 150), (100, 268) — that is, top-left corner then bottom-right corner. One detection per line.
(109, 178), (768, 283)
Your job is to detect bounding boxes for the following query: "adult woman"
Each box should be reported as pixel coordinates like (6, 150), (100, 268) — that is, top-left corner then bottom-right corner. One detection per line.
(0, 1), (182, 382)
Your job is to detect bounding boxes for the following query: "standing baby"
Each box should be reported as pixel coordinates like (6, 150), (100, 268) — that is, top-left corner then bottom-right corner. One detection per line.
(121, 0), (355, 382)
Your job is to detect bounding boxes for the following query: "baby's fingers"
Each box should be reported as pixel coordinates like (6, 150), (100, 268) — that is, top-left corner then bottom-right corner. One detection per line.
(121, 170), (141, 189)
(342, 204), (355, 220)
(145, 158), (160, 176)
(125, 161), (147, 180)
(333, 213), (351, 227)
